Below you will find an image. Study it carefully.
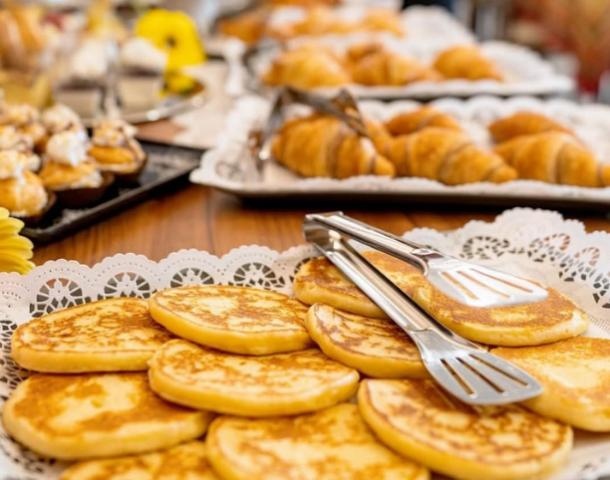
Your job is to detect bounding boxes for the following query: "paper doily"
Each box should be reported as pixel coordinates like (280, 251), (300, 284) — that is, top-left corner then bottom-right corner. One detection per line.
(191, 95), (610, 205)
(1, 208), (609, 479)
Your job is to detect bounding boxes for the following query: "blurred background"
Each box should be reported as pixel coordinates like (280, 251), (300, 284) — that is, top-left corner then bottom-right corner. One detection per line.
(2, 0), (610, 106)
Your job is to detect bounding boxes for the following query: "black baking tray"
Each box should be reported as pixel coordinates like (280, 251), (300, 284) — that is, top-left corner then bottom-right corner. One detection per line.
(22, 141), (203, 244)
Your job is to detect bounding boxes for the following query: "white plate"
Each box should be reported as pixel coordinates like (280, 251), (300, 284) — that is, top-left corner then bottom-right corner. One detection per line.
(0, 208), (609, 479)
(190, 95), (610, 208)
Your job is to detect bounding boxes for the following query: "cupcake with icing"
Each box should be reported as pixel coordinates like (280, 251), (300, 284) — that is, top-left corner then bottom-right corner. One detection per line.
(118, 37), (168, 110)
(0, 150), (49, 220)
(39, 130), (112, 207)
(88, 118), (146, 181)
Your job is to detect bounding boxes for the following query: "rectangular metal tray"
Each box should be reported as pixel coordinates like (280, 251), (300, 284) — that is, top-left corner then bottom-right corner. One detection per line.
(22, 142), (203, 244)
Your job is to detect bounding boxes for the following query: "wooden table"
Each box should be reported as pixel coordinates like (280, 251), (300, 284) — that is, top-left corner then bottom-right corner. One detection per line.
(33, 185), (610, 266)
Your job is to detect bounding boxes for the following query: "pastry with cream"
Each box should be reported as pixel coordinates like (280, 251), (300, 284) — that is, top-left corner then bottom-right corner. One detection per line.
(0, 102), (46, 152)
(40, 103), (87, 154)
(0, 150), (49, 219)
(42, 104), (85, 137)
(0, 125), (34, 153)
(88, 118), (146, 180)
(118, 37), (168, 110)
(39, 129), (109, 207)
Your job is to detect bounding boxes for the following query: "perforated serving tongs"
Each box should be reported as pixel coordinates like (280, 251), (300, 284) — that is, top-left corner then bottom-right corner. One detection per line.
(248, 87), (368, 176)
(306, 212), (548, 309)
(304, 220), (543, 405)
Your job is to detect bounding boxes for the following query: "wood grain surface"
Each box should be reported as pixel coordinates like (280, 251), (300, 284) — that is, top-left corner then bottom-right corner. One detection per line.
(32, 185), (610, 266)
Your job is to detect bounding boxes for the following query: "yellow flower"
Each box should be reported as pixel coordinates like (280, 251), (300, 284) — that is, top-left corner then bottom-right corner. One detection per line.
(0, 208), (34, 274)
(135, 9), (206, 93)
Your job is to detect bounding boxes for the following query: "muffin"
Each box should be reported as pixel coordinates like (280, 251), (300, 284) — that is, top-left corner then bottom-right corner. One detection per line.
(0, 150), (51, 221)
(39, 130), (112, 208)
(118, 37), (167, 110)
(88, 118), (146, 182)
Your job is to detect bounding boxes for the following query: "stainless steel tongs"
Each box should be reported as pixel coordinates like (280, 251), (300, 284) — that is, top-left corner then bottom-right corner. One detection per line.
(248, 87), (368, 175)
(303, 219), (543, 405)
(306, 212), (548, 308)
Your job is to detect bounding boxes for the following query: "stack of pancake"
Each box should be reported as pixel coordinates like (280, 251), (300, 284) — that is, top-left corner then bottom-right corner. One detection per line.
(2, 252), (608, 480)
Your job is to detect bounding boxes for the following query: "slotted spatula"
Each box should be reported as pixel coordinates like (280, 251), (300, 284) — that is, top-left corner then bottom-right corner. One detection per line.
(304, 222), (543, 405)
(305, 212), (548, 309)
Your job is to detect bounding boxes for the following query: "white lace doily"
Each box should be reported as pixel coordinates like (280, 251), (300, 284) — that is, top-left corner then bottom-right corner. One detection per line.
(190, 95), (610, 206)
(1, 208), (609, 479)
(249, 38), (573, 99)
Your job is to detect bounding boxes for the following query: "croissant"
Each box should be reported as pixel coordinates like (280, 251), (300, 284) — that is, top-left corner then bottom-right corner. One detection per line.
(218, 7), (269, 46)
(488, 112), (574, 143)
(271, 114), (395, 178)
(494, 132), (610, 187)
(433, 45), (502, 81)
(385, 106), (462, 136)
(263, 44), (350, 89)
(360, 9), (405, 36)
(347, 45), (439, 86)
(269, 7), (354, 40)
(387, 127), (517, 184)
(269, 6), (402, 40)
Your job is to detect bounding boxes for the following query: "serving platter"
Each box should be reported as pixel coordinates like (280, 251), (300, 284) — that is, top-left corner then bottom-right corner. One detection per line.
(191, 95), (610, 210)
(0, 208), (609, 479)
(249, 39), (573, 99)
(22, 142), (202, 244)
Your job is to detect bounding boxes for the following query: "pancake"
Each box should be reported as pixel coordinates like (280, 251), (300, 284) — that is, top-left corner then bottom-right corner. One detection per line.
(358, 378), (572, 480)
(295, 253), (589, 346)
(305, 304), (426, 378)
(148, 339), (359, 417)
(2, 372), (211, 460)
(60, 441), (219, 480)
(294, 256), (392, 318)
(11, 297), (172, 373)
(206, 403), (429, 480)
(493, 337), (610, 432)
(149, 285), (312, 355)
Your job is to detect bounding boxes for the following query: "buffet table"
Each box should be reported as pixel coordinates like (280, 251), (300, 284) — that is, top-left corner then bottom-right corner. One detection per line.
(33, 184), (610, 265)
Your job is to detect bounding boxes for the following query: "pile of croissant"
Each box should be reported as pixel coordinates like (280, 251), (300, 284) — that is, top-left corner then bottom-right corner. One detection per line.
(271, 107), (610, 188)
(220, 6), (401, 47)
(264, 42), (502, 90)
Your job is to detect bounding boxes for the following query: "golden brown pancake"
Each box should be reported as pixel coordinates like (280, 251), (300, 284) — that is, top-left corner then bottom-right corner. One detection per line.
(2, 372), (211, 460)
(294, 255), (392, 318)
(60, 441), (219, 480)
(148, 339), (359, 417)
(305, 304), (426, 378)
(149, 285), (312, 355)
(206, 403), (429, 480)
(358, 378), (572, 480)
(295, 253), (589, 346)
(11, 297), (172, 372)
(493, 337), (610, 431)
